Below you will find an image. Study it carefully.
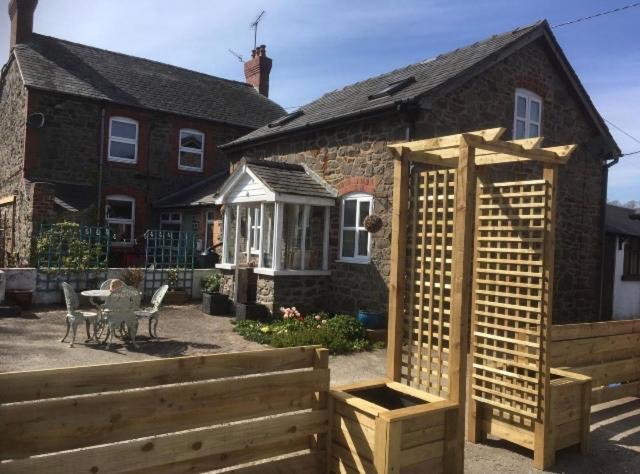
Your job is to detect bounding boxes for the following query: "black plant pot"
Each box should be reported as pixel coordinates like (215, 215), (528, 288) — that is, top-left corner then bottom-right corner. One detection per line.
(202, 292), (229, 315)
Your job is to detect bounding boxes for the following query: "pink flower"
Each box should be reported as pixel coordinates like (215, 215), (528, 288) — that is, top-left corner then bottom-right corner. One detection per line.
(314, 315), (321, 321)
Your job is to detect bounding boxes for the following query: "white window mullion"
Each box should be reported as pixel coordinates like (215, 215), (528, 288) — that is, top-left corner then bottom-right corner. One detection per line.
(222, 207), (229, 263)
(258, 203), (265, 267)
(300, 205), (309, 271)
(273, 202), (284, 270)
(234, 205), (242, 265)
(323, 206), (330, 271)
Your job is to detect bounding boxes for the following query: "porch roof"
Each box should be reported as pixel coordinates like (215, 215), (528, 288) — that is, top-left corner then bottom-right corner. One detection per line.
(215, 159), (336, 206)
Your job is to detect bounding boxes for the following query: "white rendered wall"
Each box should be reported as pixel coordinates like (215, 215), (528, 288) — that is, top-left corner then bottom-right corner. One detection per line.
(612, 236), (640, 320)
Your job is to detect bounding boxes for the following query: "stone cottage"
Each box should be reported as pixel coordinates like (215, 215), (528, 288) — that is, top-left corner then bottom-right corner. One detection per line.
(0, 0), (284, 266)
(216, 20), (620, 324)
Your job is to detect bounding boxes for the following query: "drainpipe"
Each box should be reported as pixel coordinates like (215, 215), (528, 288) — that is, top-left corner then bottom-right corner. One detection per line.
(598, 154), (620, 320)
(96, 107), (106, 225)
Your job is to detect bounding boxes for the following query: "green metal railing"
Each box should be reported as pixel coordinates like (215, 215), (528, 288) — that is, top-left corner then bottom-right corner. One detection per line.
(143, 230), (195, 298)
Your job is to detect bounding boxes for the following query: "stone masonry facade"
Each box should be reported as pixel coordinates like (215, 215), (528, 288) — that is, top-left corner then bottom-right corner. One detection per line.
(0, 56), (252, 264)
(227, 38), (612, 324)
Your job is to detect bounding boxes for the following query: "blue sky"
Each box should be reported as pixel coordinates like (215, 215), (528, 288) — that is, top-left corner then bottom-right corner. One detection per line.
(1, 0), (638, 202)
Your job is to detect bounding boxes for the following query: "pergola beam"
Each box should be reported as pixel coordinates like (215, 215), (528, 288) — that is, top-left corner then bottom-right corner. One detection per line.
(388, 127), (506, 153)
(464, 134), (575, 165)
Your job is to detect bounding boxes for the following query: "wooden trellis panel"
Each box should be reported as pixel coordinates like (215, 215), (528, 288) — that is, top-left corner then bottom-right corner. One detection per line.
(401, 166), (456, 397)
(470, 179), (549, 421)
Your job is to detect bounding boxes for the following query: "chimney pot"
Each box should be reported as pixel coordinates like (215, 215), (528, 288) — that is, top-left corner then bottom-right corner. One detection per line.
(244, 44), (272, 97)
(8, 0), (38, 51)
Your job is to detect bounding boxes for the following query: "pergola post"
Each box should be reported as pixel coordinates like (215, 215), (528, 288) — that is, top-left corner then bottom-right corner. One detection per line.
(387, 147), (409, 381)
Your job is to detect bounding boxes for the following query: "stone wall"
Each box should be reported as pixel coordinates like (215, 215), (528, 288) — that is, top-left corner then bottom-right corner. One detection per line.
(0, 59), (26, 197)
(228, 38), (612, 323)
(257, 274), (330, 316)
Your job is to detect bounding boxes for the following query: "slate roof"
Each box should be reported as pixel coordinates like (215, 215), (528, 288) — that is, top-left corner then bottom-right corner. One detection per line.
(154, 171), (229, 209)
(246, 160), (336, 199)
(27, 179), (96, 212)
(606, 204), (640, 237)
(13, 34), (286, 129)
(222, 20), (617, 153)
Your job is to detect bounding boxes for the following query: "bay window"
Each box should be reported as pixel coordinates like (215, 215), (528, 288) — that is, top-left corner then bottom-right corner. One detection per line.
(220, 202), (330, 274)
(105, 195), (135, 246)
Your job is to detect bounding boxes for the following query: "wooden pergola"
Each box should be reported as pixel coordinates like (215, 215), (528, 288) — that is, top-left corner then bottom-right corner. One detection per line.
(384, 127), (578, 471)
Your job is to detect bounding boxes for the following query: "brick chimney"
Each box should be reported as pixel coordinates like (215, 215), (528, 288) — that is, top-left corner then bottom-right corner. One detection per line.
(244, 44), (272, 97)
(8, 0), (38, 50)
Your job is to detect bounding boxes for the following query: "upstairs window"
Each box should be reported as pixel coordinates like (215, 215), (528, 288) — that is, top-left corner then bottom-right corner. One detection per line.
(160, 212), (182, 232)
(513, 89), (542, 139)
(623, 237), (640, 281)
(178, 129), (205, 171)
(105, 195), (135, 246)
(108, 117), (138, 163)
(340, 193), (373, 263)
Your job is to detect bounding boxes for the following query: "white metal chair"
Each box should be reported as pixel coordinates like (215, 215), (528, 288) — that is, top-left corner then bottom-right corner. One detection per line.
(60, 282), (99, 348)
(135, 284), (169, 339)
(99, 279), (123, 290)
(102, 285), (141, 349)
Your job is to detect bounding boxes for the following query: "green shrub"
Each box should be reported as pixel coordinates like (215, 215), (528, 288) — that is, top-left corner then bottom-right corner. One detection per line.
(201, 273), (222, 294)
(233, 313), (371, 355)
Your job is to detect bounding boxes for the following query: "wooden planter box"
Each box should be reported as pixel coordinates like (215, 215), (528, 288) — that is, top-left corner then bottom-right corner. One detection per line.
(163, 290), (189, 305)
(329, 379), (459, 473)
(474, 368), (591, 469)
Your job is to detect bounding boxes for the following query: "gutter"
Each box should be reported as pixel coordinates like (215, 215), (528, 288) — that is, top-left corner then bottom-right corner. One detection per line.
(598, 153), (622, 320)
(96, 106), (106, 225)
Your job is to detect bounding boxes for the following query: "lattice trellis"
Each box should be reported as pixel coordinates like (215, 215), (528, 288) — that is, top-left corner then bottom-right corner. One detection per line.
(470, 179), (549, 422)
(401, 166), (456, 397)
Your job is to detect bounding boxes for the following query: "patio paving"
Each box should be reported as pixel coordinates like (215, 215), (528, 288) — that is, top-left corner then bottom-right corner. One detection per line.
(1, 303), (638, 473)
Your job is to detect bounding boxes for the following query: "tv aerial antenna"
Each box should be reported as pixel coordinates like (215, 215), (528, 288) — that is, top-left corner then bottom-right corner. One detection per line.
(228, 49), (244, 62)
(250, 10), (266, 49)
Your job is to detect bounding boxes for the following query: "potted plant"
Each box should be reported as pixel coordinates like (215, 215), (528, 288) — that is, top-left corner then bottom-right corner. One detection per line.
(120, 267), (144, 290)
(163, 267), (189, 305)
(201, 273), (228, 315)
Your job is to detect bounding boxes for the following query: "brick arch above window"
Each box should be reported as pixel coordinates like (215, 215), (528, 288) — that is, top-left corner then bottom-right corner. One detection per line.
(337, 176), (377, 196)
(514, 76), (548, 100)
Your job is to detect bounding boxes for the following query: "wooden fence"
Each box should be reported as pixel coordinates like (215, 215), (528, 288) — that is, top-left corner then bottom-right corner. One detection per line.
(0, 346), (329, 473)
(551, 320), (640, 405)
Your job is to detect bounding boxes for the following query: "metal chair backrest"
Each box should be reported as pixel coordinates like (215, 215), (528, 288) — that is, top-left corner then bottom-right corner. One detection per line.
(61, 282), (79, 313)
(150, 284), (169, 311)
(100, 279), (124, 290)
(105, 285), (141, 315)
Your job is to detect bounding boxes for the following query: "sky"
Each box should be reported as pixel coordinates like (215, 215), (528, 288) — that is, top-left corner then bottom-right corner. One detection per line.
(0, 0), (638, 202)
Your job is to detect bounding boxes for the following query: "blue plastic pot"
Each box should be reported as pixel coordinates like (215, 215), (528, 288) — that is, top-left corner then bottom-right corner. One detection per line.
(357, 310), (386, 330)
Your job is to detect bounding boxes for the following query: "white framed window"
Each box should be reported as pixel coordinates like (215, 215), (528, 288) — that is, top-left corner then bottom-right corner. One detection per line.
(339, 193), (373, 263)
(246, 206), (261, 255)
(160, 212), (181, 232)
(108, 117), (138, 163)
(513, 88), (542, 139)
(105, 195), (135, 246)
(178, 128), (205, 171)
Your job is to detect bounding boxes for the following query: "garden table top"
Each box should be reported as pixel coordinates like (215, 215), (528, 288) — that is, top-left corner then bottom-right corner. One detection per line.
(81, 290), (111, 298)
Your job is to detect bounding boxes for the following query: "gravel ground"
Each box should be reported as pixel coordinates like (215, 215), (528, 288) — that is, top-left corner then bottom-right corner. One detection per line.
(1, 304), (638, 472)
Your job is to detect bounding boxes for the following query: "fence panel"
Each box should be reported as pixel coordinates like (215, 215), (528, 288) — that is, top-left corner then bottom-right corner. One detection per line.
(143, 230), (195, 298)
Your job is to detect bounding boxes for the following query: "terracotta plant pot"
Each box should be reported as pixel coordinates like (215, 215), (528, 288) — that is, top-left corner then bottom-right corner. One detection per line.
(5, 289), (33, 309)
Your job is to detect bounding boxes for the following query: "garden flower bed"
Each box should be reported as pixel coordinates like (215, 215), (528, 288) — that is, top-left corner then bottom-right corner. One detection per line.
(233, 307), (373, 354)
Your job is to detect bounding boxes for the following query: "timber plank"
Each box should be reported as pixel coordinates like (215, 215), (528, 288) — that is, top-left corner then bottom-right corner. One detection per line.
(0, 411), (327, 474)
(0, 369), (329, 459)
(0, 346), (318, 403)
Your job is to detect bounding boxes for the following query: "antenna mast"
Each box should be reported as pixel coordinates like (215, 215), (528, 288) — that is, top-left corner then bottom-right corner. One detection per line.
(250, 10), (266, 50)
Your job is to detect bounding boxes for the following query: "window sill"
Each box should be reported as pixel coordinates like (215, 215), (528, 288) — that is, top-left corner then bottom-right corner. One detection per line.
(215, 263), (236, 270)
(178, 166), (203, 173)
(108, 157), (138, 165)
(336, 258), (371, 265)
(253, 268), (331, 277)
